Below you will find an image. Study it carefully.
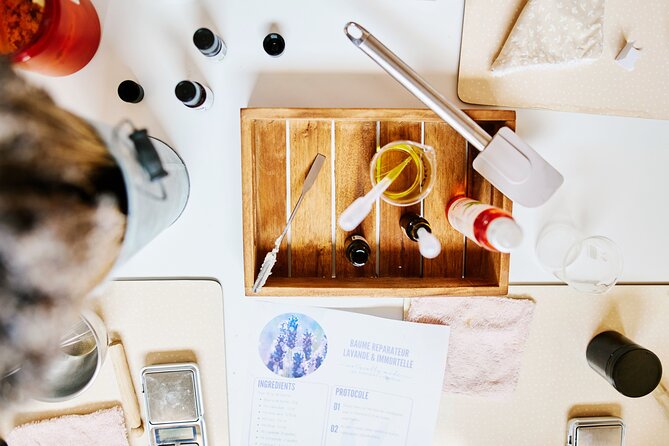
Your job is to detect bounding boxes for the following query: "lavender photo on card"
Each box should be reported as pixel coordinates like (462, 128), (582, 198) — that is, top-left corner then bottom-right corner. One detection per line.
(259, 313), (328, 378)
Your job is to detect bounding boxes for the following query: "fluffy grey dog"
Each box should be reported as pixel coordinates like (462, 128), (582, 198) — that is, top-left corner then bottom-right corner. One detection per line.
(0, 60), (127, 406)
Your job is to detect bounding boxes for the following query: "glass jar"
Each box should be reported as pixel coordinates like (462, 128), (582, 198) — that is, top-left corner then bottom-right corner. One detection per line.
(369, 140), (436, 206)
(1, 0), (101, 76)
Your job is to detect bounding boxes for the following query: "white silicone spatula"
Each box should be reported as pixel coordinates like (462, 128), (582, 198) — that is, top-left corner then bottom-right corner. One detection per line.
(344, 22), (563, 208)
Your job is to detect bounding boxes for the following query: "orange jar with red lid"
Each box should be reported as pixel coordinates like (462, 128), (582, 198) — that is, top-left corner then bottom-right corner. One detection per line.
(0, 0), (101, 76)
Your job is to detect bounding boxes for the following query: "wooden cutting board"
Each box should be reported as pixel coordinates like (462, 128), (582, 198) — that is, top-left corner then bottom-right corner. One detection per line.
(458, 0), (669, 119)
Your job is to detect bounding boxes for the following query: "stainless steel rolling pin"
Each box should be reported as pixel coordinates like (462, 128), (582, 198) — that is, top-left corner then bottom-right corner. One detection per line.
(344, 22), (491, 152)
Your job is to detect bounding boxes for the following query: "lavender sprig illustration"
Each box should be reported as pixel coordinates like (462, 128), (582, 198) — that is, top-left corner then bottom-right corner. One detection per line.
(261, 314), (328, 378)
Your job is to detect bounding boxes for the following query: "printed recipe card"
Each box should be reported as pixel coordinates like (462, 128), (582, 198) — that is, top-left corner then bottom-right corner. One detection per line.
(244, 303), (450, 446)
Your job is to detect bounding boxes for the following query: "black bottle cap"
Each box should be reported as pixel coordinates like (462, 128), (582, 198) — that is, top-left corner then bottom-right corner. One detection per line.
(611, 349), (663, 397)
(587, 331), (663, 398)
(175, 80), (198, 102)
(346, 235), (371, 267)
(349, 247), (369, 267)
(193, 28), (216, 51)
(117, 80), (144, 103)
(263, 33), (285, 57)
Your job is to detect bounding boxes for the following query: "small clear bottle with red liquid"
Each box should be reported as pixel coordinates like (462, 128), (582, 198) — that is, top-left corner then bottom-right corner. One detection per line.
(447, 196), (523, 253)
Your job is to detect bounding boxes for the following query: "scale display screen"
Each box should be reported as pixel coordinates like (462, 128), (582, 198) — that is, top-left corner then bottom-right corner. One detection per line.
(155, 426), (196, 443)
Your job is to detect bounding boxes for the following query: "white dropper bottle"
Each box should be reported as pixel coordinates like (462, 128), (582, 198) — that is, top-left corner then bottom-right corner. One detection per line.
(400, 214), (442, 259)
(447, 196), (523, 253)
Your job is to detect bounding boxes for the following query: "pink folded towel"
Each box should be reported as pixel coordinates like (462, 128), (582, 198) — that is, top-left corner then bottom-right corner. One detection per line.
(7, 406), (129, 446)
(406, 296), (535, 398)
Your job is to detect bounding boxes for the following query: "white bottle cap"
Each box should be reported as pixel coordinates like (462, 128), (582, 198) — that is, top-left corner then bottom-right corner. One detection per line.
(487, 217), (523, 253)
(416, 227), (442, 259)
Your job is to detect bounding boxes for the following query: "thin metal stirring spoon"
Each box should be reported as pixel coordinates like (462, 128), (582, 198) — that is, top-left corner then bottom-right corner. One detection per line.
(253, 153), (326, 293)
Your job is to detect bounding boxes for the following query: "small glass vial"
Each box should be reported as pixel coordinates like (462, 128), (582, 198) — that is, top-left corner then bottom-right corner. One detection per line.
(345, 235), (371, 267)
(400, 214), (441, 259)
(447, 196), (523, 253)
(175, 80), (214, 111)
(193, 28), (227, 61)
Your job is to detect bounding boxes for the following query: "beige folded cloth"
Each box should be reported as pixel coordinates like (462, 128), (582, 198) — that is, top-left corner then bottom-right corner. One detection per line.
(7, 406), (129, 446)
(491, 0), (605, 75)
(406, 296), (535, 398)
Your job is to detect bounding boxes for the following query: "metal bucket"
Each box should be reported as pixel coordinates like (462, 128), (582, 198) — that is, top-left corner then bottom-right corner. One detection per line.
(93, 122), (190, 268)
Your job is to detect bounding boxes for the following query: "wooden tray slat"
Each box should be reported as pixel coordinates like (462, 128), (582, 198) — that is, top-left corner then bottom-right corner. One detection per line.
(289, 120), (332, 278)
(378, 121), (422, 277)
(334, 121), (378, 278)
(253, 120), (288, 278)
(423, 121), (468, 279)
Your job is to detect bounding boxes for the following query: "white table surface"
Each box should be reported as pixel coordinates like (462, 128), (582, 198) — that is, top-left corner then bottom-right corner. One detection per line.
(21, 0), (669, 444)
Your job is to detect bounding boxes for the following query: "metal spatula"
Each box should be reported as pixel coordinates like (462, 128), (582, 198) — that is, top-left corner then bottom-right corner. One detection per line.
(344, 22), (563, 208)
(252, 153), (326, 293)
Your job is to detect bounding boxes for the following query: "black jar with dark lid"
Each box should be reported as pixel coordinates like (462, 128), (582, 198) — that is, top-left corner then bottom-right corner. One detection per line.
(586, 331), (662, 398)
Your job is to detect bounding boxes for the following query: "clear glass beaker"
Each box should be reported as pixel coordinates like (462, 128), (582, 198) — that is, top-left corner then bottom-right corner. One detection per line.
(370, 140), (436, 206)
(38, 311), (108, 401)
(536, 223), (623, 294)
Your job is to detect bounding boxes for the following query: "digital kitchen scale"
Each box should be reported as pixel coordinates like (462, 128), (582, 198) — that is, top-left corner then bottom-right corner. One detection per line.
(141, 363), (207, 446)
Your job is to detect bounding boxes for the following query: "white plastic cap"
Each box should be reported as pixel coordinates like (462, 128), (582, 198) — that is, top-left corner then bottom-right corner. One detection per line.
(487, 217), (523, 253)
(416, 227), (442, 259)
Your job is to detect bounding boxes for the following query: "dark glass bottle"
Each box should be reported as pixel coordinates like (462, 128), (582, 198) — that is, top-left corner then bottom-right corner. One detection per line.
(400, 213), (430, 241)
(175, 80), (213, 110)
(117, 80), (144, 103)
(345, 235), (370, 267)
(263, 33), (285, 57)
(193, 28), (227, 60)
(400, 213), (441, 259)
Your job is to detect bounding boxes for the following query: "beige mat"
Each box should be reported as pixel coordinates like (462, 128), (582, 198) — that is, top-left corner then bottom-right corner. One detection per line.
(458, 0), (669, 119)
(0, 280), (229, 446)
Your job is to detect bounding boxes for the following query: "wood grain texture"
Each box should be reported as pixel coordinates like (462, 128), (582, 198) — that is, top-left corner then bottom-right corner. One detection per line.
(423, 122), (468, 278)
(242, 108), (515, 123)
(240, 108), (515, 296)
(334, 121), (377, 278)
(249, 277), (502, 297)
(378, 121), (422, 277)
(241, 114), (256, 289)
(289, 120), (332, 278)
(252, 119), (288, 280)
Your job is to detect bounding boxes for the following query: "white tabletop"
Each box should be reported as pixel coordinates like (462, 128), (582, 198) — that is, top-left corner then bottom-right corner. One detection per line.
(22, 0), (669, 444)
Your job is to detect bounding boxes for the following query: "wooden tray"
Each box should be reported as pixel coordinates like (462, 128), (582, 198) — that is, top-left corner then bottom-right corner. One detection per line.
(241, 108), (515, 297)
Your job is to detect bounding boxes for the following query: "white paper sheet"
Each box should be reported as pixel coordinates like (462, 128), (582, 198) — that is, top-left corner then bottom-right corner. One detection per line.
(242, 303), (450, 446)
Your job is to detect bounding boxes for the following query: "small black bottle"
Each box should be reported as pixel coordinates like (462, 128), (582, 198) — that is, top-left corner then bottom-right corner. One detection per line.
(345, 235), (371, 267)
(175, 80), (214, 110)
(263, 33), (285, 57)
(193, 28), (227, 60)
(117, 80), (144, 104)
